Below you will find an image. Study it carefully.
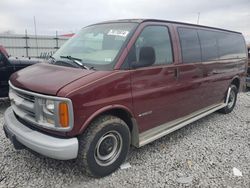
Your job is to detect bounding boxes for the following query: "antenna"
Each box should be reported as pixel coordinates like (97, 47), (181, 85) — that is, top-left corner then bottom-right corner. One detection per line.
(33, 16), (38, 57)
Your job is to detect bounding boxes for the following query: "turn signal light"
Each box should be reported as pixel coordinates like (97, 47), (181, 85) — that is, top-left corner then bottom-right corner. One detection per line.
(59, 102), (69, 128)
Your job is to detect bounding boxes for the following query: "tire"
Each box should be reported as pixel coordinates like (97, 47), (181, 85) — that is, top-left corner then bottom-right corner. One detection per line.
(218, 85), (238, 114)
(77, 115), (131, 177)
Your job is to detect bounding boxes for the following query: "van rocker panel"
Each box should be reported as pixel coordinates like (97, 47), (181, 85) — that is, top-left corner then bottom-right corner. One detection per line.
(138, 102), (226, 147)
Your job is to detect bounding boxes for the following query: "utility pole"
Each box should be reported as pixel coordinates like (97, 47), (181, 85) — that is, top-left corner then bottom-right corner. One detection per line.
(33, 16), (38, 57)
(55, 30), (59, 49)
(197, 12), (200, 25)
(25, 29), (28, 57)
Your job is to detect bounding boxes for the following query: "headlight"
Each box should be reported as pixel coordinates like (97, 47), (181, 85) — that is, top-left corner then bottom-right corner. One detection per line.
(45, 100), (55, 113)
(40, 99), (73, 130)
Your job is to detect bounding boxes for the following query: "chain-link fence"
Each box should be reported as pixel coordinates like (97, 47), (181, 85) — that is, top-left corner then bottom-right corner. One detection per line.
(0, 31), (71, 59)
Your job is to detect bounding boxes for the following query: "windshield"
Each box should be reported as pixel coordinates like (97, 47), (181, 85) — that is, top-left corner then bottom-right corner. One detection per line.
(53, 23), (137, 70)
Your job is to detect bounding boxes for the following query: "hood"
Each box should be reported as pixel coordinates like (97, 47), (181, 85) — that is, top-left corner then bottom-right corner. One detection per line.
(10, 63), (95, 95)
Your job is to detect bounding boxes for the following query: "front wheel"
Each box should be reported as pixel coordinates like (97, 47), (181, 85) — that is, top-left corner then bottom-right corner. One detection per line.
(218, 85), (238, 114)
(78, 115), (130, 177)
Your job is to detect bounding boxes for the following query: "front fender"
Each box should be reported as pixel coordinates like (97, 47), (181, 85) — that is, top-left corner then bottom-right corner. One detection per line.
(79, 104), (135, 134)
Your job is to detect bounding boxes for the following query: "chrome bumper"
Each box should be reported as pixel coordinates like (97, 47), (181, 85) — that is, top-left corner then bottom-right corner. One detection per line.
(3, 107), (78, 160)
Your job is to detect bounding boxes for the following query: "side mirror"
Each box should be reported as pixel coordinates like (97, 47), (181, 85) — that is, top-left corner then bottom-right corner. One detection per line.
(131, 46), (155, 68)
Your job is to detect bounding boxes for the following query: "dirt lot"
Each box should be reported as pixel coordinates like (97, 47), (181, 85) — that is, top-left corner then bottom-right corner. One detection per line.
(0, 92), (250, 188)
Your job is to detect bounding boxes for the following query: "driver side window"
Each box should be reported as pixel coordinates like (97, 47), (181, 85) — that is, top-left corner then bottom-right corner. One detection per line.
(132, 25), (173, 67)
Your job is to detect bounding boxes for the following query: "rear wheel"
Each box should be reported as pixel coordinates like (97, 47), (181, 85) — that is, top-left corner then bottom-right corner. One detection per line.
(219, 85), (238, 114)
(78, 115), (130, 177)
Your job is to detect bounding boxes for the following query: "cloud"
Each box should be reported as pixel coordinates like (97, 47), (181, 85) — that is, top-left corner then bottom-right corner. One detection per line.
(0, 0), (249, 42)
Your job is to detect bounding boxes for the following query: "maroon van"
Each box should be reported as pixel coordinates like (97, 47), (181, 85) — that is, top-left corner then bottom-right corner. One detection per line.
(3, 19), (248, 177)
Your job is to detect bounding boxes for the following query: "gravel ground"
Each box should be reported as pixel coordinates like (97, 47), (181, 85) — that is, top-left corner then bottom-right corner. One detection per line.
(0, 92), (250, 188)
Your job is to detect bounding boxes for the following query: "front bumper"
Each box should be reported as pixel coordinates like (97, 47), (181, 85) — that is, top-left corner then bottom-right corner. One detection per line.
(3, 107), (79, 160)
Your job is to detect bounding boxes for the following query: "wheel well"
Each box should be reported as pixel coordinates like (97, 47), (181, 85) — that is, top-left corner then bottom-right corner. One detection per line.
(231, 78), (240, 90)
(100, 108), (134, 132)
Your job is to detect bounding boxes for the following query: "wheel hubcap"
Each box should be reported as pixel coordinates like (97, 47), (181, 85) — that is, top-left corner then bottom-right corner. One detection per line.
(94, 131), (122, 166)
(228, 90), (235, 109)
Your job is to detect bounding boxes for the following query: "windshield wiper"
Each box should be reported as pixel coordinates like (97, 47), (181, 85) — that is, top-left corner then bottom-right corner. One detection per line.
(60, 55), (95, 70)
(60, 55), (84, 67)
(48, 56), (56, 63)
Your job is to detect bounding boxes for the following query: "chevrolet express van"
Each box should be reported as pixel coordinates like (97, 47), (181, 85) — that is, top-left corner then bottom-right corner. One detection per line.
(3, 19), (247, 177)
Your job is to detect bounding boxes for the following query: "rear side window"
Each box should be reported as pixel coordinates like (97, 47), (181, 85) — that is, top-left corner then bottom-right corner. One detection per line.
(216, 33), (246, 59)
(178, 28), (201, 63)
(198, 30), (218, 61)
(179, 27), (246, 63)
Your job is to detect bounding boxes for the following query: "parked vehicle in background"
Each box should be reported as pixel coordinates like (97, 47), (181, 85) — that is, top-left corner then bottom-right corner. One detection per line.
(0, 45), (9, 58)
(3, 19), (248, 177)
(246, 45), (250, 88)
(0, 46), (41, 98)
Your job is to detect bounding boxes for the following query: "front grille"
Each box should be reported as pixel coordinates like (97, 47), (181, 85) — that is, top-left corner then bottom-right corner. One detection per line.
(9, 84), (37, 124)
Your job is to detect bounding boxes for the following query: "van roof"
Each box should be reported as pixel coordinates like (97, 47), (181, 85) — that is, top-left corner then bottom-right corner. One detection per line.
(97, 19), (242, 34)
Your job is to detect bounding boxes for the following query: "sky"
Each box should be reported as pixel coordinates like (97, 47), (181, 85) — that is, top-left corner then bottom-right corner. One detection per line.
(0, 0), (250, 43)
